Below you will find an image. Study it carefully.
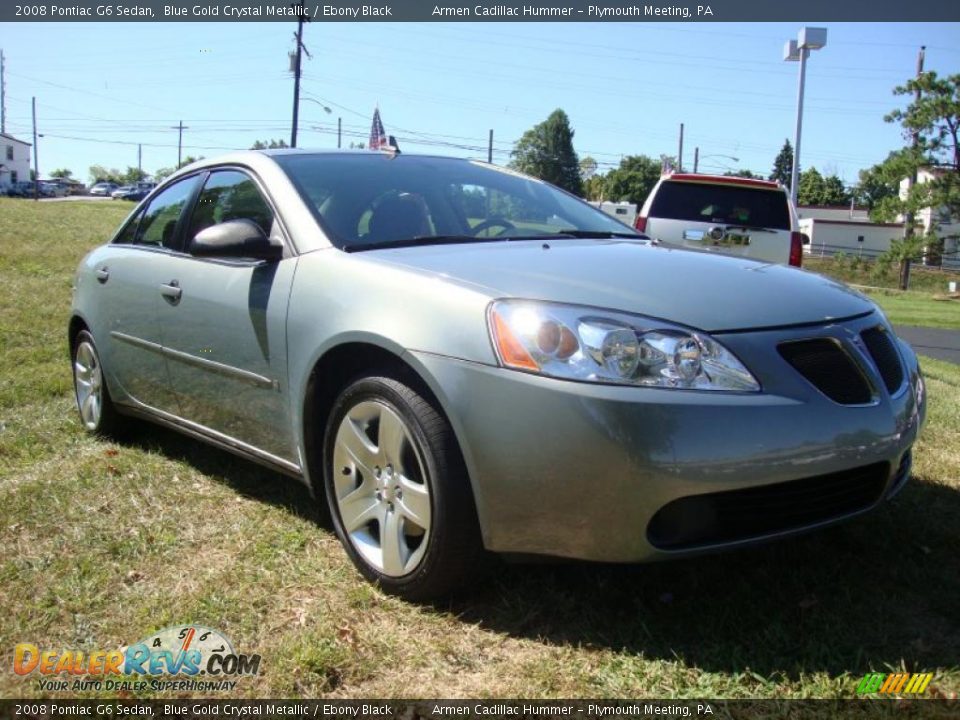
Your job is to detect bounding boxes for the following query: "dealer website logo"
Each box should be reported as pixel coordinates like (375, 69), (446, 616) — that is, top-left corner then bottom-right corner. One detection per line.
(855, 672), (933, 695)
(13, 625), (261, 692)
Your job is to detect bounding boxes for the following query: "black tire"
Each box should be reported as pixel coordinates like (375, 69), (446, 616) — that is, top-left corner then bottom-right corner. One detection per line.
(72, 329), (124, 439)
(323, 375), (485, 600)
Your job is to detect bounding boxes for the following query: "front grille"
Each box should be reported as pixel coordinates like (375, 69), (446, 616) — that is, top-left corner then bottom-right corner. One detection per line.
(861, 326), (905, 394)
(647, 462), (889, 550)
(779, 339), (872, 404)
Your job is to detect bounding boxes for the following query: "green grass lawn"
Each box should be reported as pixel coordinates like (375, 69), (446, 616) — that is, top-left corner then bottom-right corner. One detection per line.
(804, 256), (960, 330)
(1, 199), (958, 699)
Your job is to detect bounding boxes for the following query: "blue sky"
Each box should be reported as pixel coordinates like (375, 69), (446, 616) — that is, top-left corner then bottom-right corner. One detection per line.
(2, 21), (958, 185)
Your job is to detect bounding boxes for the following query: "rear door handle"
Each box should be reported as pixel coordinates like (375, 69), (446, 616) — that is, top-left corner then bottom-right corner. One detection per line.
(95, 267), (110, 283)
(159, 280), (182, 303)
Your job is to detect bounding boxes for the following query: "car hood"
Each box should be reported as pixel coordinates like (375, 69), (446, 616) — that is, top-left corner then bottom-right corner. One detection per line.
(363, 239), (876, 333)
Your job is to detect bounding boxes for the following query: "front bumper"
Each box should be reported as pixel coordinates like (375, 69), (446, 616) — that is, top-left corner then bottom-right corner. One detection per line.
(410, 315), (925, 562)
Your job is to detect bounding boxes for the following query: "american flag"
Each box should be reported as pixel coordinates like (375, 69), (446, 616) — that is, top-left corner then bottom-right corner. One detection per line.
(369, 108), (387, 150)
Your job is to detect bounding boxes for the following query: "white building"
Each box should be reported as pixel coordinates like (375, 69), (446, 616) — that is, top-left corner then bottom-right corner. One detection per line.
(800, 217), (904, 260)
(588, 200), (637, 227)
(0, 133), (32, 190)
(797, 204), (870, 222)
(899, 168), (960, 270)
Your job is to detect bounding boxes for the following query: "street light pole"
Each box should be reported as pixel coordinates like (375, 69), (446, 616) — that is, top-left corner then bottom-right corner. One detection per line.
(789, 46), (808, 205)
(784, 27), (827, 206)
(32, 96), (39, 200)
(693, 148), (740, 174)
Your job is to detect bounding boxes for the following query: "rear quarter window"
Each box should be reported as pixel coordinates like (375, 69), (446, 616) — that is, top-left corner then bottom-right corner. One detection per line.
(650, 181), (790, 230)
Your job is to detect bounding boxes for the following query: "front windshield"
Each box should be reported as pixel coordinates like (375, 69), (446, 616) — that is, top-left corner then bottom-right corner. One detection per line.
(274, 153), (640, 251)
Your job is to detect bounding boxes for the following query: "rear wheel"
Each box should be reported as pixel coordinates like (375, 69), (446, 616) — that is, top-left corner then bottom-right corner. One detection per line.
(72, 330), (123, 438)
(323, 375), (484, 600)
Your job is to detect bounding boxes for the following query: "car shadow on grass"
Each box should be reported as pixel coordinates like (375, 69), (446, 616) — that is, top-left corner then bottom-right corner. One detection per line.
(123, 425), (958, 681)
(441, 475), (959, 681)
(125, 423), (328, 529)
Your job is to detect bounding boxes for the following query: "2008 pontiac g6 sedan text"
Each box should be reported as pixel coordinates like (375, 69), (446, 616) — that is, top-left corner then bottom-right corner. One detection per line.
(69, 150), (926, 599)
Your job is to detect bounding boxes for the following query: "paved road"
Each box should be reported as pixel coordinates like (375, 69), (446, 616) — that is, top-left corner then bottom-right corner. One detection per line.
(894, 325), (960, 366)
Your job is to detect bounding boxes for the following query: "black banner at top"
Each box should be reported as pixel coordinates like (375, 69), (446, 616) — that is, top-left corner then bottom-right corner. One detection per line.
(2, 0), (959, 22)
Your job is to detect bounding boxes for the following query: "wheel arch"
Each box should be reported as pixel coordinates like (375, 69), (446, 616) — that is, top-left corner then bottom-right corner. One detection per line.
(67, 313), (90, 352)
(300, 339), (487, 541)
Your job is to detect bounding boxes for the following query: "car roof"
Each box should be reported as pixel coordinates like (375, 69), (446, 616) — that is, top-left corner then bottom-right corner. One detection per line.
(177, 148), (479, 172)
(665, 173), (782, 190)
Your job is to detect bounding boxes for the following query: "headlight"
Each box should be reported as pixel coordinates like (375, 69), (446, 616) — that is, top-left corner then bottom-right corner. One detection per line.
(488, 300), (760, 392)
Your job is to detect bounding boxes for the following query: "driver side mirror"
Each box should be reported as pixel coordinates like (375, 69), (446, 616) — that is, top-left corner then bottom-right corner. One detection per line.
(190, 219), (283, 261)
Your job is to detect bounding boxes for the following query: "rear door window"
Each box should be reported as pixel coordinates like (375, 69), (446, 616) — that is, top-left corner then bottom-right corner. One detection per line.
(650, 181), (790, 230)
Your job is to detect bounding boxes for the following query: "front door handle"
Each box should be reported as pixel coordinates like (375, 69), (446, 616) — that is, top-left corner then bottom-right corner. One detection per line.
(159, 280), (182, 304)
(95, 266), (110, 283)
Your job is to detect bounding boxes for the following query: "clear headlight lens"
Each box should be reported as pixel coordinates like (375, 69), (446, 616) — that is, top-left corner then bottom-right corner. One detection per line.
(488, 300), (760, 392)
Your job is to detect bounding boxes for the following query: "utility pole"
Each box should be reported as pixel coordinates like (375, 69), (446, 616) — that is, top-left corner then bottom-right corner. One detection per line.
(137, 143), (142, 177)
(693, 147), (699, 174)
(488, 129), (493, 164)
(170, 120), (188, 167)
(900, 45), (926, 289)
(1, 50), (6, 135)
(31, 96), (38, 200)
(677, 123), (684, 172)
(290, 11), (309, 148)
(337, 117), (342, 149)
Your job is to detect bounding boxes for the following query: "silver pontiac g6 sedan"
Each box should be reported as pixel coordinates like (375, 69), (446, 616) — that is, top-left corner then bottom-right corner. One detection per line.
(69, 151), (926, 599)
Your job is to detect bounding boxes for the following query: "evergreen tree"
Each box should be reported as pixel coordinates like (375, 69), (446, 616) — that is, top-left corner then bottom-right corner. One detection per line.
(769, 139), (794, 189)
(510, 109), (583, 196)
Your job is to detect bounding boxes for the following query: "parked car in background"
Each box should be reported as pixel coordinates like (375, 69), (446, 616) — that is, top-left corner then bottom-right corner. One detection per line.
(3, 181), (29, 197)
(45, 178), (84, 195)
(636, 173), (804, 266)
(89, 182), (119, 196)
(6, 181), (55, 198)
(69, 151), (925, 600)
(40, 181), (68, 198)
(114, 186), (152, 202)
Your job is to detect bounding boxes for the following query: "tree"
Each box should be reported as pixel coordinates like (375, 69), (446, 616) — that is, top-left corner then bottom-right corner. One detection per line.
(822, 175), (852, 206)
(89, 165), (123, 184)
(49, 168), (73, 179)
(602, 155), (662, 207)
(769, 139), (794, 189)
(724, 169), (758, 179)
(886, 71), (960, 220)
(121, 167), (148, 184)
(870, 71), (960, 286)
(854, 160), (899, 211)
(250, 138), (289, 150)
(579, 156), (598, 181)
(583, 173), (606, 201)
(797, 166), (852, 206)
(154, 155), (204, 182)
(798, 167), (826, 205)
(510, 109), (583, 196)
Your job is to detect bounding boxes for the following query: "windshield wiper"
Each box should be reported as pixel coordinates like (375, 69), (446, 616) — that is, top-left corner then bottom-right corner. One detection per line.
(346, 229), (646, 252)
(346, 235), (509, 252)
(551, 229), (646, 239)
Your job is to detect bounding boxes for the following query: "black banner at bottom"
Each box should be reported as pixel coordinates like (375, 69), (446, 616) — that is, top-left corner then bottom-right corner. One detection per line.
(0, 699), (957, 720)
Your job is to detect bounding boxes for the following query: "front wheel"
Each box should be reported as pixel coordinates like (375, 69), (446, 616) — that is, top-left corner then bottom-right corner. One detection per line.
(323, 376), (484, 600)
(72, 330), (123, 438)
